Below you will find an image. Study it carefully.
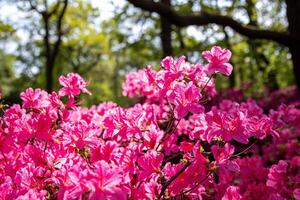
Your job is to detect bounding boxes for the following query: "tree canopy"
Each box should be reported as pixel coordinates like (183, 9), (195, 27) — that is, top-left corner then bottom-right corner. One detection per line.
(0, 0), (298, 106)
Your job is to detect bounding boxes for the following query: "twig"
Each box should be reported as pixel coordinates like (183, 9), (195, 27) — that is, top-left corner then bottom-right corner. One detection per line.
(200, 74), (214, 94)
(157, 161), (192, 199)
(163, 152), (183, 163)
(231, 139), (258, 158)
(174, 171), (212, 198)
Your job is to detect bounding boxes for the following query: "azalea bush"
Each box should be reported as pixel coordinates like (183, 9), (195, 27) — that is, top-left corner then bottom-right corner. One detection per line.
(0, 46), (299, 200)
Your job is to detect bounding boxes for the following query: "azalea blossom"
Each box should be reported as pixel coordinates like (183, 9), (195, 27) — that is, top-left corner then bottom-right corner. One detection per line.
(202, 46), (233, 76)
(0, 48), (299, 200)
(58, 73), (91, 97)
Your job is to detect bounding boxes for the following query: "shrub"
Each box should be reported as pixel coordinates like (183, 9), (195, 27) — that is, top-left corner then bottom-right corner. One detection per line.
(0, 46), (299, 200)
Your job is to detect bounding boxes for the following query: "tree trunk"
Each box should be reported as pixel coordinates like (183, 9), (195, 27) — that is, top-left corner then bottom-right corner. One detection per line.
(160, 0), (172, 57)
(42, 13), (54, 93)
(46, 60), (53, 93)
(290, 47), (300, 89)
(286, 0), (300, 89)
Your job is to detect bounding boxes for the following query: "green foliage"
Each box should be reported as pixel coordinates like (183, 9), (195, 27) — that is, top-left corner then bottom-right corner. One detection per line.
(0, 50), (16, 95)
(0, 20), (15, 40)
(0, 0), (296, 106)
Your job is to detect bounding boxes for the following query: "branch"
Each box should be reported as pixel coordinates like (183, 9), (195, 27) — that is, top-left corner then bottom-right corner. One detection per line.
(48, 1), (62, 16)
(41, 13), (51, 63)
(231, 139), (258, 158)
(174, 171), (212, 198)
(50, 0), (68, 65)
(28, 0), (43, 14)
(158, 161), (191, 199)
(127, 0), (295, 46)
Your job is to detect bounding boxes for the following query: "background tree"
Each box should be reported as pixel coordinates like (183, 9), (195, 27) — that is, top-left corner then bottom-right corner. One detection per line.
(21, 0), (69, 92)
(0, 20), (17, 99)
(0, 0), (298, 106)
(126, 0), (299, 89)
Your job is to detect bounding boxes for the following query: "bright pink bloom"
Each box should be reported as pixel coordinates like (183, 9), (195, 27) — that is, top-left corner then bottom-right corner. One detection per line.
(294, 188), (300, 200)
(122, 68), (156, 99)
(142, 125), (164, 150)
(134, 177), (161, 199)
(246, 116), (278, 139)
(2, 48), (300, 200)
(162, 134), (180, 155)
(167, 159), (207, 196)
(161, 56), (186, 76)
(205, 108), (248, 143)
(202, 46), (233, 76)
(167, 82), (204, 119)
(88, 161), (128, 200)
(64, 121), (100, 149)
(189, 113), (208, 140)
(222, 186), (242, 200)
(90, 141), (118, 163)
(267, 160), (288, 190)
(29, 113), (53, 141)
(212, 143), (240, 172)
(102, 107), (128, 139)
(145, 65), (157, 84)
(180, 141), (194, 153)
(20, 88), (50, 109)
(15, 189), (47, 200)
(58, 73), (91, 97)
(137, 150), (163, 181)
(187, 63), (206, 84)
(236, 156), (269, 184)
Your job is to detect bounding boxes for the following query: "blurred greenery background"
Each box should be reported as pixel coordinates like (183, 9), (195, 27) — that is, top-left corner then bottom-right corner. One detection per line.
(0, 0), (298, 106)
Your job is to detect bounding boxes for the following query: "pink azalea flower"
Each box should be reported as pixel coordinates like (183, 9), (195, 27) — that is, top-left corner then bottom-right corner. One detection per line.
(137, 150), (163, 181)
(90, 141), (118, 163)
(122, 68), (157, 99)
(142, 125), (164, 150)
(294, 188), (300, 200)
(15, 189), (47, 200)
(202, 46), (233, 76)
(64, 121), (100, 149)
(161, 56), (186, 77)
(167, 159), (208, 196)
(88, 161), (128, 200)
(58, 73), (91, 97)
(222, 186), (242, 200)
(20, 88), (50, 109)
(56, 165), (90, 200)
(188, 113), (207, 140)
(145, 65), (156, 84)
(187, 63), (206, 84)
(267, 160), (288, 190)
(212, 143), (240, 172)
(28, 113), (53, 141)
(0, 176), (14, 199)
(102, 107), (127, 139)
(236, 156), (269, 184)
(246, 116), (279, 139)
(134, 177), (162, 199)
(2, 48), (300, 200)
(179, 141), (194, 153)
(162, 134), (180, 155)
(167, 81), (204, 119)
(205, 108), (248, 144)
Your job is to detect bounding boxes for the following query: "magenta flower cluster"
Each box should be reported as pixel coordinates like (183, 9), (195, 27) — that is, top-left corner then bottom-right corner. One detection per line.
(0, 46), (299, 200)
